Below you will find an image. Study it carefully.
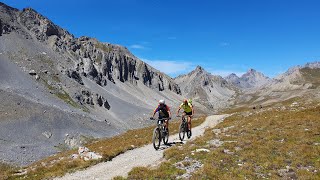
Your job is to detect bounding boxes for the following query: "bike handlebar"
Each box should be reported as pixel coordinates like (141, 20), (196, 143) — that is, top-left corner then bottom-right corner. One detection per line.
(150, 117), (170, 121)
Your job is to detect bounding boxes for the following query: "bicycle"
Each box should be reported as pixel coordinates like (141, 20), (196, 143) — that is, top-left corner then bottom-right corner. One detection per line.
(177, 114), (192, 141)
(150, 117), (169, 150)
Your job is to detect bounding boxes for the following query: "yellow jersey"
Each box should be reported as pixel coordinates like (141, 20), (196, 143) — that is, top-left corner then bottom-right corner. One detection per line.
(180, 103), (193, 113)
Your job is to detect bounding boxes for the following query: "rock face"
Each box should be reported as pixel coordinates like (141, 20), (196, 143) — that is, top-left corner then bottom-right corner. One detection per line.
(0, 2), (182, 166)
(175, 66), (236, 110)
(0, 18), (2, 36)
(225, 69), (271, 89)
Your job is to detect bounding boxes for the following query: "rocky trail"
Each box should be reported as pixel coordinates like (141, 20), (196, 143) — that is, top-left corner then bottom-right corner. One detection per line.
(56, 114), (228, 180)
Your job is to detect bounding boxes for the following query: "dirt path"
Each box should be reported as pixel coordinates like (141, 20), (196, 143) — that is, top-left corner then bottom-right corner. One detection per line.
(56, 114), (228, 180)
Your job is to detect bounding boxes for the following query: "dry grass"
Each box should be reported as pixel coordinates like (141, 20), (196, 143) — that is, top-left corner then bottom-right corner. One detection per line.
(125, 103), (320, 179)
(0, 163), (18, 180)
(4, 117), (205, 180)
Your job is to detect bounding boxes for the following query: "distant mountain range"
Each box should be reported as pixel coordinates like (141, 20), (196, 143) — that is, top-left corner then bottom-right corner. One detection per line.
(1, 2), (320, 166)
(225, 68), (271, 89)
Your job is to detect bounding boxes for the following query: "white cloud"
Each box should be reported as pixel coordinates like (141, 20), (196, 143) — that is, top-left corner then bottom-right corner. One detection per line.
(142, 58), (194, 76)
(210, 70), (245, 77)
(129, 44), (146, 49)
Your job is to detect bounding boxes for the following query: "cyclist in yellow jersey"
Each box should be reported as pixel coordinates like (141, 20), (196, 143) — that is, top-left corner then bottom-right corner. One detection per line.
(177, 99), (194, 135)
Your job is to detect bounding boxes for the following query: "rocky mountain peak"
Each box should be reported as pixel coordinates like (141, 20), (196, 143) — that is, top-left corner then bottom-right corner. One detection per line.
(243, 68), (268, 79)
(190, 65), (207, 76)
(226, 73), (239, 78)
(304, 61), (320, 69)
(226, 68), (270, 89)
(0, 2), (18, 11)
(247, 68), (256, 73)
(195, 65), (204, 71)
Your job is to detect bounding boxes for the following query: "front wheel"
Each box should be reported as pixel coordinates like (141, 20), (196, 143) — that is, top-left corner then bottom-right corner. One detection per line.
(152, 128), (161, 150)
(179, 122), (185, 141)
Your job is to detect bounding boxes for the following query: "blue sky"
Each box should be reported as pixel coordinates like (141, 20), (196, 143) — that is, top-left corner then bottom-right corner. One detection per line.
(2, 0), (320, 77)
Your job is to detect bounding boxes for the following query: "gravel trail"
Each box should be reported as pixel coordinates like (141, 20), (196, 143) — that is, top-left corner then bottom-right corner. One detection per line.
(56, 114), (228, 180)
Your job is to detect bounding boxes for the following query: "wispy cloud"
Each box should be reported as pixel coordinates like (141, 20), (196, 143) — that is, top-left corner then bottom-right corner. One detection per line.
(219, 42), (230, 47)
(168, 37), (177, 40)
(141, 58), (194, 77)
(129, 44), (146, 49)
(210, 70), (245, 77)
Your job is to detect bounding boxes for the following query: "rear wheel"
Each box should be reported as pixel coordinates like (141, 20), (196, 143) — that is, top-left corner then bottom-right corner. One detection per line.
(152, 128), (161, 150)
(179, 121), (185, 141)
(163, 127), (169, 144)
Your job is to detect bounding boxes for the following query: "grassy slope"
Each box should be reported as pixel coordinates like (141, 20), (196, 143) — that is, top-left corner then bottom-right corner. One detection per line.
(300, 67), (320, 88)
(1, 117), (206, 180)
(124, 102), (320, 179)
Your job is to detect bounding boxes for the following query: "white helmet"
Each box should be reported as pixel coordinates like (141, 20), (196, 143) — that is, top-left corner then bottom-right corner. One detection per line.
(159, 99), (165, 104)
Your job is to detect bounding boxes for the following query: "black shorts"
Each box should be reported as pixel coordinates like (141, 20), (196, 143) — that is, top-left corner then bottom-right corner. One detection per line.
(184, 111), (192, 116)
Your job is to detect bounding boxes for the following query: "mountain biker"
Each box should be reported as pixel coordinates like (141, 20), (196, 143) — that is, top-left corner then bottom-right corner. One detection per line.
(151, 99), (171, 130)
(177, 99), (194, 136)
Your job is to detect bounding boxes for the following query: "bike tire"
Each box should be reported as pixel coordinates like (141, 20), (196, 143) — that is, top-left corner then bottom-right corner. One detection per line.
(179, 122), (185, 141)
(187, 124), (191, 139)
(163, 128), (169, 145)
(152, 127), (161, 150)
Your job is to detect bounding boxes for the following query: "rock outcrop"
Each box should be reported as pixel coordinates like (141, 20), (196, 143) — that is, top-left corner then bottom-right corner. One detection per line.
(175, 66), (236, 110)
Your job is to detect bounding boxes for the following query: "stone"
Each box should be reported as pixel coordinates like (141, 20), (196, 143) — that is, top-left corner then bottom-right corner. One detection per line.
(29, 70), (36, 75)
(78, 146), (102, 161)
(42, 131), (52, 139)
(223, 149), (234, 155)
(195, 148), (210, 153)
(208, 139), (223, 147)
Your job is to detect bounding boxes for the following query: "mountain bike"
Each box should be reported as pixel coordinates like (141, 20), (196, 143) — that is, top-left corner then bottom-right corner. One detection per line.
(150, 117), (169, 150)
(177, 114), (192, 141)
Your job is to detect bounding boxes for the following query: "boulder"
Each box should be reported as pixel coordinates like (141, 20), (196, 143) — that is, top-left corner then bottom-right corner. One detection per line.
(78, 146), (102, 161)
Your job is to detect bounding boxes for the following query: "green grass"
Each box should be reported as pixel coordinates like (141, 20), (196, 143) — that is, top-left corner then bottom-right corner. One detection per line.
(124, 103), (320, 179)
(5, 117), (206, 180)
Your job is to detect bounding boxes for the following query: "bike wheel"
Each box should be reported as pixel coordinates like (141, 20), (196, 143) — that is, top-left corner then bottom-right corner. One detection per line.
(187, 125), (191, 139)
(179, 122), (185, 141)
(163, 127), (169, 145)
(152, 128), (161, 150)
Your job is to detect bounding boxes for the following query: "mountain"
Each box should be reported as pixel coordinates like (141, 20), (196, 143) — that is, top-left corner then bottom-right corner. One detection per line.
(234, 62), (320, 107)
(0, 3), (185, 165)
(225, 69), (271, 89)
(262, 61), (320, 92)
(174, 66), (237, 110)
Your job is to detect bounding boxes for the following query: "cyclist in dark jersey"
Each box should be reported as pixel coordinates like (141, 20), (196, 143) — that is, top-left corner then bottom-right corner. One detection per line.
(151, 99), (171, 129)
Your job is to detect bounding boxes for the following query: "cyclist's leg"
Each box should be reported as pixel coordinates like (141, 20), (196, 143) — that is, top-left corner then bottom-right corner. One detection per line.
(165, 119), (169, 130)
(187, 115), (192, 131)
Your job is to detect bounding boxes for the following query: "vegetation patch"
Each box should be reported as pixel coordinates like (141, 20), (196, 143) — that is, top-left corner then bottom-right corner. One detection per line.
(4, 117), (206, 180)
(125, 102), (320, 179)
(300, 67), (320, 88)
(95, 42), (113, 53)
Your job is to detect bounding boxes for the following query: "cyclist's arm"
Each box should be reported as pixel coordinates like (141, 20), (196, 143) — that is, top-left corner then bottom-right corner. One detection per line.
(152, 107), (158, 118)
(191, 106), (194, 117)
(176, 107), (181, 116)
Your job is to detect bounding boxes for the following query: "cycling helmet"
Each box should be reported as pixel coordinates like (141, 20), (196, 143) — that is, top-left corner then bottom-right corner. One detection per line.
(159, 99), (165, 104)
